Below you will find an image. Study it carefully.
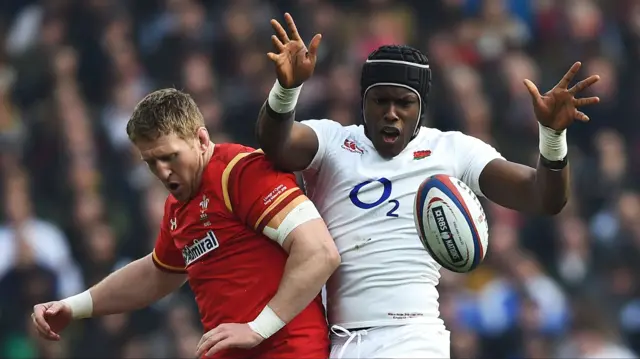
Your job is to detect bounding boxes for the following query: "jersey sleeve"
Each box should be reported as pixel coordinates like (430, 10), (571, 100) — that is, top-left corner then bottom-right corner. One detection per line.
(151, 200), (187, 273)
(299, 119), (345, 171)
(222, 150), (315, 245)
(450, 132), (505, 197)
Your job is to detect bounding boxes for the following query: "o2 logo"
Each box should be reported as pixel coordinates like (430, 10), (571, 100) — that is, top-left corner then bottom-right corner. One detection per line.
(349, 177), (399, 218)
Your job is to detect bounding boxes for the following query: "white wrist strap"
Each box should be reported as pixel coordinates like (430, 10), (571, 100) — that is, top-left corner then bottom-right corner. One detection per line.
(247, 305), (286, 339)
(538, 123), (567, 161)
(267, 80), (302, 114)
(61, 290), (93, 319)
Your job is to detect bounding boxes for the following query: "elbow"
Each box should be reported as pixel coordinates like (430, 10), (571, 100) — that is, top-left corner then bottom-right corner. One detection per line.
(311, 238), (341, 276)
(323, 244), (341, 272)
(543, 202), (567, 216)
(540, 196), (568, 216)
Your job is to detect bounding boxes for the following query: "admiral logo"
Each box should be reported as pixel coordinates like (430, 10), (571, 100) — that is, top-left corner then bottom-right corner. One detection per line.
(341, 138), (364, 154)
(170, 218), (177, 231)
(431, 206), (463, 263)
(182, 230), (219, 267)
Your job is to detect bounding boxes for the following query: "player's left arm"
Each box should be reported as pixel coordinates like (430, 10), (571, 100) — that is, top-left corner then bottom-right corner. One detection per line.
(224, 151), (340, 332)
(478, 155), (568, 215)
(476, 62), (600, 215)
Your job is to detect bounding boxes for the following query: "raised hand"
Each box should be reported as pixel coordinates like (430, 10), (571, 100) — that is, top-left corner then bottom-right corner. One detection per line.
(268, 13), (322, 89)
(31, 301), (73, 341)
(523, 62), (600, 131)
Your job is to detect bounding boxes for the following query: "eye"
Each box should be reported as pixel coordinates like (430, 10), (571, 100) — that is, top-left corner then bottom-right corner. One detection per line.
(398, 100), (413, 107)
(158, 153), (178, 162)
(373, 98), (389, 105)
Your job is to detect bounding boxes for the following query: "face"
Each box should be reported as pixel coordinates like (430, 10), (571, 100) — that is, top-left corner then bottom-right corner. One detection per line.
(136, 129), (210, 202)
(363, 85), (421, 158)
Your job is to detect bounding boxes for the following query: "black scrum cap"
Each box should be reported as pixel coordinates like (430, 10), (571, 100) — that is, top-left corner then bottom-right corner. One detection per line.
(360, 45), (432, 136)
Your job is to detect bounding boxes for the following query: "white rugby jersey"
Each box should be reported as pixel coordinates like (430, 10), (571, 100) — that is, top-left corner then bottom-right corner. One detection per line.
(301, 119), (504, 329)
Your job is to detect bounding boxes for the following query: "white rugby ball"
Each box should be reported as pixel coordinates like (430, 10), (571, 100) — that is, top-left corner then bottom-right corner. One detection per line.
(413, 174), (489, 273)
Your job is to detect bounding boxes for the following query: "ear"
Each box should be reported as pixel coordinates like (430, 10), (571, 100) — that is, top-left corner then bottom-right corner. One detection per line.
(196, 127), (210, 153)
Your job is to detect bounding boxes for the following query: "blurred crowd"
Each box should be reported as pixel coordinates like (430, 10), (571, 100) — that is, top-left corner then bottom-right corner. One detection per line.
(0, 0), (639, 358)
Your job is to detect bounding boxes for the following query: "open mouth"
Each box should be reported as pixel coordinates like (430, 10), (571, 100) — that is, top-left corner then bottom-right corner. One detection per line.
(380, 126), (401, 144)
(168, 182), (180, 191)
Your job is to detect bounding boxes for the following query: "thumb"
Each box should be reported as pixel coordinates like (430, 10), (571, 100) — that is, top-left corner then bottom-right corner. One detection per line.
(46, 302), (64, 316)
(308, 34), (322, 58)
(267, 52), (279, 63)
(523, 79), (541, 100)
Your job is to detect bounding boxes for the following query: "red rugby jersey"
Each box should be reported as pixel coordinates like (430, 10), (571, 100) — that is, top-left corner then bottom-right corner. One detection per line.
(152, 143), (329, 359)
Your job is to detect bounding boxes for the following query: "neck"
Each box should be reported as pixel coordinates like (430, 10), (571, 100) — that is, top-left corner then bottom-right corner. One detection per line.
(193, 141), (215, 194)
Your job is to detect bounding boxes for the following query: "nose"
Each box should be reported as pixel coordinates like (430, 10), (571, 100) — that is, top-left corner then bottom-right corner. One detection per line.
(154, 162), (172, 181)
(383, 104), (399, 123)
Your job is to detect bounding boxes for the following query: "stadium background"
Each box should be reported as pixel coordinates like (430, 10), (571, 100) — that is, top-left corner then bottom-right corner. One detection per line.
(1, 0), (639, 358)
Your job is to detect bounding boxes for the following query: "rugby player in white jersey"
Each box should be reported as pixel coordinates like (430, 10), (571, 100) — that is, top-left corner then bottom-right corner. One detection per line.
(257, 13), (601, 358)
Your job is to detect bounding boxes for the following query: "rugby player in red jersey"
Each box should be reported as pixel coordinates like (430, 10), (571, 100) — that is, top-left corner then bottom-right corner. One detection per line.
(31, 89), (340, 359)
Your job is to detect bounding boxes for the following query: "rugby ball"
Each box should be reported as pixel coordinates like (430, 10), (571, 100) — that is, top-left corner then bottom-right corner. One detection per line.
(413, 175), (489, 273)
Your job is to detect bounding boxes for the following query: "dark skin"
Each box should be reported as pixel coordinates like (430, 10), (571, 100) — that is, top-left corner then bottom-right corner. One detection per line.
(257, 13), (601, 215)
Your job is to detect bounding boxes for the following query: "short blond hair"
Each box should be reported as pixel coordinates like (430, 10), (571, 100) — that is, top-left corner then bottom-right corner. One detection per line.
(126, 88), (204, 142)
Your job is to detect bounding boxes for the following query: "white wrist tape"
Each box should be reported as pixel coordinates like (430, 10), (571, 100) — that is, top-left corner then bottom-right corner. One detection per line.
(61, 290), (93, 319)
(538, 123), (567, 161)
(267, 80), (302, 114)
(247, 305), (286, 339)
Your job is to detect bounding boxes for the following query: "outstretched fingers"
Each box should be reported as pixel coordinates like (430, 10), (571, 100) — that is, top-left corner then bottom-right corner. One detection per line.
(573, 96), (600, 107)
(284, 13), (301, 41)
(574, 110), (590, 122)
(556, 61), (582, 89)
(270, 19), (290, 44)
(271, 35), (285, 52)
(568, 75), (600, 95)
(308, 34), (322, 57)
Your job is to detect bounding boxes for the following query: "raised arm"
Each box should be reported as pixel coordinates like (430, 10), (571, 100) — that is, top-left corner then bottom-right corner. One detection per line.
(256, 102), (318, 172)
(256, 13), (323, 172)
(479, 62), (600, 214)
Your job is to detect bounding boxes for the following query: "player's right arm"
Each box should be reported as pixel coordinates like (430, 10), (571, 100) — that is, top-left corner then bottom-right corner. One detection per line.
(256, 102), (318, 172)
(256, 13), (323, 172)
(32, 207), (187, 341)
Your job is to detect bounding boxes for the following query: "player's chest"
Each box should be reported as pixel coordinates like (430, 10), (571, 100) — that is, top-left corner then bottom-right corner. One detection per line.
(167, 193), (236, 265)
(319, 147), (454, 220)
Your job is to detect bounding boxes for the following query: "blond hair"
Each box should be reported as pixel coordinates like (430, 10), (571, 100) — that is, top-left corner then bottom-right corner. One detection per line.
(126, 88), (204, 142)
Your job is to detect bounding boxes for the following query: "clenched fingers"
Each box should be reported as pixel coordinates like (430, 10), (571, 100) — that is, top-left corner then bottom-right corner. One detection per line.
(196, 331), (227, 358)
(32, 305), (52, 333)
(31, 311), (60, 340)
(205, 338), (235, 357)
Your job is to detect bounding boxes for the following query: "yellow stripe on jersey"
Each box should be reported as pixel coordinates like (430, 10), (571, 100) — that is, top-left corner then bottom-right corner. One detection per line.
(222, 149), (264, 213)
(253, 187), (299, 229)
(264, 194), (308, 230)
(152, 250), (186, 272)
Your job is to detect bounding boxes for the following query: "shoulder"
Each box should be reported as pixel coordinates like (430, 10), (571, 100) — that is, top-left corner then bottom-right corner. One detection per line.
(205, 143), (267, 184)
(300, 118), (355, 138)
(211, 143), (258, 166)
(418, 127), (489, 147)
